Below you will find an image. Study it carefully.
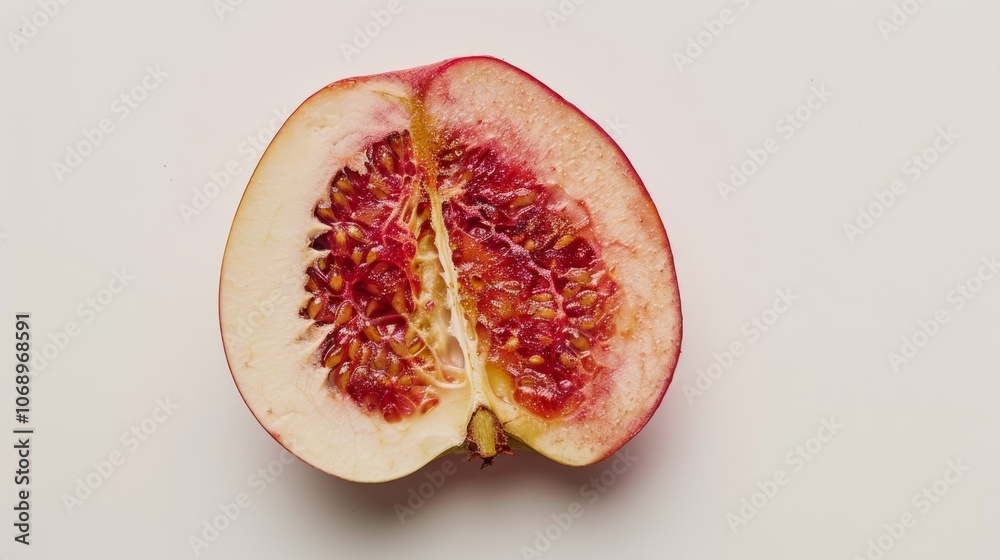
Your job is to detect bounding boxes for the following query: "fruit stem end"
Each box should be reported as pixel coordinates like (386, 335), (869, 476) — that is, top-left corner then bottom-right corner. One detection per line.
(465, 405), (513, 467)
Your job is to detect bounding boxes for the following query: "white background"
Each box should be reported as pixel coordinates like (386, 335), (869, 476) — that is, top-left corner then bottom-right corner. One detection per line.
(2, 0), (999, 558)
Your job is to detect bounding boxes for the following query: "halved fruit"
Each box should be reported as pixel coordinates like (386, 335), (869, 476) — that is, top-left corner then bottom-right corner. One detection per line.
(219, 56), (682, 483)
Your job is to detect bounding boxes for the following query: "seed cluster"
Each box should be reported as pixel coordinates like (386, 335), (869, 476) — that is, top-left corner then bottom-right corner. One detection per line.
(440, 144), (621, 419)
(302, 132), (622, 422)
(304, 132), (440, 422)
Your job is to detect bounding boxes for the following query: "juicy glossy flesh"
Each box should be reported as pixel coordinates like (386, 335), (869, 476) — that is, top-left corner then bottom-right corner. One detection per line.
(440, 143), (621, 419)
(302, 131), (621, 422)
(302, 132), (445, 423)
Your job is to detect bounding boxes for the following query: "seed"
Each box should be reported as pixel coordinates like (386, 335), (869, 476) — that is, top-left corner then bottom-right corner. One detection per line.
(398, 374), (413, 387)
(366, 248), (378, 265)
(495, 300), (515, 319)
(307, 297), (323, 319)
(528, 355), (544, 366)
(579, 318), (596, 330)
(559, 353), (576, 368)
(371, 182), (388, 200)
(538, 335), (553, 346)
(316, 206), (336, 221)
(352, 248), (363, 265)
(553, 234), (575, 250)
(388, 338), (408, 356)
(332, 192), (350, 210)
(405, 325), (418, 344)
(524, 239), (536, 251)
(373, 347), (387, 369)
(364, 325), (382, 342)
(335, 368), (350, 391)
(325, 351), (343, 369)
(359, 345), (372, 366)
(328, 275), (344, 292)
(579, 291), (598, 308)
(346, 224), (364, 241)
(391, 289), (408, 314)
(568, 270), (591, 284)
(348, 339), (360, 360)
(316, 258), (328, 271)
(362, 282), (381, 295)
(409, 340), (424, 355)
(504, 336), (519, 351)
(563, 284), (581, 299)
(335, 174), (354, 193)
(335, 229), (347, 246)
(469, 275), (486, 291)
(531, 293), (553, 302)
(387, 357), (401, 376)
(365, 300), (379, 316)
(335, 302), (353, 325)
(570, 336), (590, 351)
(305, 277), (319, 292)
(511, 191), (537, 209)
(534, 307), (557, 319)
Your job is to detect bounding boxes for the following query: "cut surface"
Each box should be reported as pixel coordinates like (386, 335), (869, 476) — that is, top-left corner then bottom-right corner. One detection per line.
(439, 143), (622, 420)
(220, 57), (682, 482)
(304, 131), (449, 424)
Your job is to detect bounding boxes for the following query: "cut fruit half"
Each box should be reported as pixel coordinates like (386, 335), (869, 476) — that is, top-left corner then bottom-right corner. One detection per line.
(219, 56), (682, 483)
